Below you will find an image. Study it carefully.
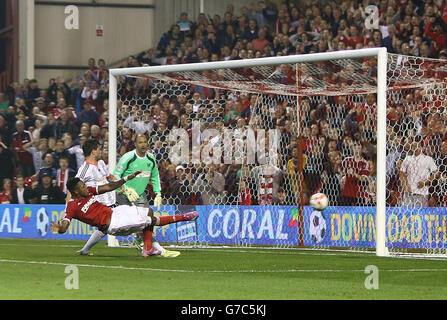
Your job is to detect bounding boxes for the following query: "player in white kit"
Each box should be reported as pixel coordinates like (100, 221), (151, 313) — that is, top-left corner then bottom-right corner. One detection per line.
(75, 139), (117, 255)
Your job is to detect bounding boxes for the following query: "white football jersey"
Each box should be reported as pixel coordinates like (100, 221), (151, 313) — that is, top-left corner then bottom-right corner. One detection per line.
(76, 160), (116, 206)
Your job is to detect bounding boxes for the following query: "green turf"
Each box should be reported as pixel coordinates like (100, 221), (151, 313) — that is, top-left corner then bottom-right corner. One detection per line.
(0, 238), (447, 299)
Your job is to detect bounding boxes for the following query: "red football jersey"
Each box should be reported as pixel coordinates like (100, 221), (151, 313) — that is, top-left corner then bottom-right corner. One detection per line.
(63, 186), (113, 231)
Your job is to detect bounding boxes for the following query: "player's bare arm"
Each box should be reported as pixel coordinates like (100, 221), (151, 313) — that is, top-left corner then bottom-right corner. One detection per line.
(51, 219), (70, 234)
(98, 171), (142, 194)
(51, 192), (73, 234)
(107, 174), (125, 192)
(65, 190), (72, 203)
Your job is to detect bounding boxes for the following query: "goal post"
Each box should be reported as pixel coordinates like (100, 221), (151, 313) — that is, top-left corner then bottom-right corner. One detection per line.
(107, 47), (446, 258)
(376, 48), (388, 257)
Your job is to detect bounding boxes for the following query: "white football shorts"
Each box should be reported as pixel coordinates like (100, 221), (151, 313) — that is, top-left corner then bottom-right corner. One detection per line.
(107, 205), (152, 236)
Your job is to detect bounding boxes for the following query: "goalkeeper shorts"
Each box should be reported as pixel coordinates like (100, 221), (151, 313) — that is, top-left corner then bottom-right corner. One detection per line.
(107, 205), (152, 236)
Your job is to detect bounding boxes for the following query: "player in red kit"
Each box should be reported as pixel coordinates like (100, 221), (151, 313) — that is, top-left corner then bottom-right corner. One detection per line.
(51, 171), (199, 258)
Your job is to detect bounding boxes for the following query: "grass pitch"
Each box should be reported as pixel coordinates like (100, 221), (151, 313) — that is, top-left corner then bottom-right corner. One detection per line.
(0, 238), (447, 300)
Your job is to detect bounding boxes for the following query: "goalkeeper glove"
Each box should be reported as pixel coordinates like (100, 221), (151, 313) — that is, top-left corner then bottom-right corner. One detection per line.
(124, 187), (139, 203)
(154, 193), (162, 211)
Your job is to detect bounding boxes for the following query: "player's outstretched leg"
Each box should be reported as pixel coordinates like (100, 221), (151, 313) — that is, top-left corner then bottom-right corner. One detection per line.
(154, 210), (199, 226)
(132, 232), (165, 256)
(141, 209), (198, 258)
(76, 229), (106, 256)
(141, 226), (158, 257)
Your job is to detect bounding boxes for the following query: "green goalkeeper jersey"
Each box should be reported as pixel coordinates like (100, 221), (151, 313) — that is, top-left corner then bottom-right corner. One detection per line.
(113, 150), (161, 197)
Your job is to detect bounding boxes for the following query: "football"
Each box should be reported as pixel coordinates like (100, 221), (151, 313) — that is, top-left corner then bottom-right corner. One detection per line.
(309, 193), (329, 211)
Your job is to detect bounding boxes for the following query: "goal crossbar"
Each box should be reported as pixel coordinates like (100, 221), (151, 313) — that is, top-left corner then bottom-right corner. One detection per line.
(110, 48), (385, 76)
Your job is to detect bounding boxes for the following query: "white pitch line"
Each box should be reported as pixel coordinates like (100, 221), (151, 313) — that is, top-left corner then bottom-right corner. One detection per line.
(1, 258), (447, 274)
(0, 243), (80, 248)
(0, 258), (193, 273)
(0, 242), (367, 257)
(0, 242), (446, 261)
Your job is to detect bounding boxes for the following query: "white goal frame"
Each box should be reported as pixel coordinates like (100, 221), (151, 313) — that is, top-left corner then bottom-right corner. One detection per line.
(108, 48), (389, 257)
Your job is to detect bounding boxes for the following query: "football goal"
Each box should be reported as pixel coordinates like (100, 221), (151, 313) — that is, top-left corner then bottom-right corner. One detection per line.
(108, 47), (447, 258)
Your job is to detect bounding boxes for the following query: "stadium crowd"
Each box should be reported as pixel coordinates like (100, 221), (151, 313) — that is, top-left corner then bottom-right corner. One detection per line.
(1, 0), (447, 207)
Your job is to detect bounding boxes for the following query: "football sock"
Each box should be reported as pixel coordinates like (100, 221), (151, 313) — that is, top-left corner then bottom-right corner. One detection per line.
(143, 227), (153, 252)
(155, 214), (187, 226)
(81, 230), (105, 253)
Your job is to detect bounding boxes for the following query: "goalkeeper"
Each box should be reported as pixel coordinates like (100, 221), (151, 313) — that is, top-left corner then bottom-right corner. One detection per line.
(112, 134), (179, 258)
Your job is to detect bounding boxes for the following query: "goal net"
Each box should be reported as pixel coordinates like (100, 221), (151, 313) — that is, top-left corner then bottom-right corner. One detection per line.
(108, 48), (447, 258)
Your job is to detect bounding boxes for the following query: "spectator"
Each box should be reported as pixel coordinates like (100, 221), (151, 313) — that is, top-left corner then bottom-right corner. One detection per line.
(171, 165), (196, 205)
(33, 170), (66, 204)
(68, 135), (87, 169)
(26, 138), (49, 174)
(0, 115), (10, 145)
(53, 139), (73, 170)
(40, 112), (57, 139)
(26, 79), (41, 107)
(90, 124), (103, 144)
(55, 156), (75, 194)
(250, 162), (283, 205)
(86, 57), (97, 73)
(192, 167), (226, 205)
(47, 77), (70, 103)
(0, 178), (12, 204)
(339, 143), (371, 206)
(381, 24), (396, 52)
(321, 149), (342, 206)
(96, 58), (107, 84)
(79, 99), (100, 126)
(38, 154), (57, 182)
(177, 12), (192, 32)
(0, 139), (14, 183)
(244, 19), (259, 42)
(252, 28), (270, 52)
(0, 92), (10, 113)
(399, 137), (439, 207)
(12, 120), (35, 177)
(81, 79), (99, 103)
(424, 16), (446, 56)
(248, 1), (270, 30)
(303, 141), (325, 197)
(238, 179), (252, 205)
(55, 109), (78, 139)
(11, 175), (36, 204)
